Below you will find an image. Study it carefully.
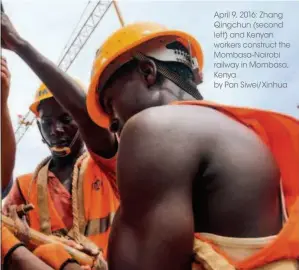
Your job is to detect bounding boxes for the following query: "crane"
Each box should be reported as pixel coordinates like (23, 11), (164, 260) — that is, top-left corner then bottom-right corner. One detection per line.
(15, 0), (125, 144)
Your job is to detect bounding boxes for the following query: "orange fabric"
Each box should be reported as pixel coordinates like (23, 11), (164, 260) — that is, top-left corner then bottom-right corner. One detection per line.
(33, 243), (73, 270)
(4, 154), (119, 257)
(173, 100), (299, 269)
(3, 173), (71, 232)
(47, 172), (73, 230)
(88, 149), (119, 201)
(1, 225), (21, 261)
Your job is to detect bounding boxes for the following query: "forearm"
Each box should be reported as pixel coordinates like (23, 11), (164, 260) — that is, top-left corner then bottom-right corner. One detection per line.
(1, 104), (16, 190)
(13, 39), (86, 119)
(6, 246), (53, 270)
(13, 39), (115, 157)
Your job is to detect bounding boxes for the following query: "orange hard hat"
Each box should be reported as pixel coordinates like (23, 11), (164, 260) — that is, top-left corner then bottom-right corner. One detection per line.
(87, 22), (204, 128)
(30, 80), (86, 117)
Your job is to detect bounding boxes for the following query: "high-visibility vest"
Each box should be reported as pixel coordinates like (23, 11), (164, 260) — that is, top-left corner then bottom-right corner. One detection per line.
(17, 154), (119, 257)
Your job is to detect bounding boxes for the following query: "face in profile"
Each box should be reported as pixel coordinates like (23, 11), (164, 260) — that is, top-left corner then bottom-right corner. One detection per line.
(101, 60), (166, 130)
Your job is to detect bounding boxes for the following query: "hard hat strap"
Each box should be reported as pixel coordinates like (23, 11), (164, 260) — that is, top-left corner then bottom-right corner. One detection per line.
(134, 52), (203, 100)
(38, 122), (80, 157)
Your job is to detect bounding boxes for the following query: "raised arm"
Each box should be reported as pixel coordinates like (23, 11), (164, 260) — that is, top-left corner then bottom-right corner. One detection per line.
(1, 12), (116, 158)
(108, 107), (203, 270)
(1, 56), (16, 190)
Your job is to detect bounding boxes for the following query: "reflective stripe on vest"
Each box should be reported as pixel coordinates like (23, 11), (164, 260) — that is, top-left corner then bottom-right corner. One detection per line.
(85, 212), (115, 236)
(17, 154), (120, 254)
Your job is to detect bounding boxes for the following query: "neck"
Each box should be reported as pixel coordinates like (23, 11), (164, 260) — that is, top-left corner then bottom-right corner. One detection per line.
(50, 147), (84, 171)
(160, 91), (198, 106)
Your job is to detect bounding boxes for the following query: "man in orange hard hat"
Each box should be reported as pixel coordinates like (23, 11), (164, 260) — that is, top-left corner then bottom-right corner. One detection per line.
(1, 11), (118, 270)
(86, 22), (299, 269)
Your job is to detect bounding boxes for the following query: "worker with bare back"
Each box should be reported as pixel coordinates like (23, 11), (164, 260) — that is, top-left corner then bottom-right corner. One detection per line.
(86, 22), (299, 269)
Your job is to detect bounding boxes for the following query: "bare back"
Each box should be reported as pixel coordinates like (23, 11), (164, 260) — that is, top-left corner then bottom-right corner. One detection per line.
(191, 106), (281, 237)
(109, 104), (281, 270)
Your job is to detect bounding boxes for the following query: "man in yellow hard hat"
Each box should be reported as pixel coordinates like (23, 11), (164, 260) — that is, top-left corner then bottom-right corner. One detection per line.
(1, 55), (84, 270)
(1, 10), (117, 269)
(86, 22), (299, 269)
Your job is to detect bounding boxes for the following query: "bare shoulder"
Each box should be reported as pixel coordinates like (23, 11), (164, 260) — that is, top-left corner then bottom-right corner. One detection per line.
(119, 103), (271, 175)
(120, 104), (240, 149)
(118, 105), (224, 180)
(122, 104), (220, 138)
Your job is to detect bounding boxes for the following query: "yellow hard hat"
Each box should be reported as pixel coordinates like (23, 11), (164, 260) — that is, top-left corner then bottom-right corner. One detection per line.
(30, 80), (86, 117)
(87, 22), (204, 128)
(29, 83), (54, 116)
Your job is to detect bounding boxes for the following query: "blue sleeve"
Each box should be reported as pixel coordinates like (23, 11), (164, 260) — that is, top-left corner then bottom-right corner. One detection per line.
(2, 177), (13, 199)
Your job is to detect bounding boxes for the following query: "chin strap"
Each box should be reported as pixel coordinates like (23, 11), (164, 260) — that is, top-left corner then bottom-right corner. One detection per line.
(49, 131), (80, 157)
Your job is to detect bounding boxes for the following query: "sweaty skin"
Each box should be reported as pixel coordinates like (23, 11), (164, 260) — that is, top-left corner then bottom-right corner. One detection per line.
(1, 12), (116, 158)
(1, 56), (15, 191)
(102, 61), (281, 270)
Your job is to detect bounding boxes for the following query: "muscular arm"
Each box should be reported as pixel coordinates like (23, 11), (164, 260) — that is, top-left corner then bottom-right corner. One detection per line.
(108, 107), (207, 270)
(14, 40), (116, 158)
(1, 12), (115, 158)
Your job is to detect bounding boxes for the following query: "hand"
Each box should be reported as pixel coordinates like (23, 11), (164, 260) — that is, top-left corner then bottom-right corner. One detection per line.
(65, 240), (107, 270)
(6, 205), (30, 245)
(1, 11), (23, 51)
(90, 251), (108, 270)
(80, 251), (107, 270)
(1, 56), (11, 104)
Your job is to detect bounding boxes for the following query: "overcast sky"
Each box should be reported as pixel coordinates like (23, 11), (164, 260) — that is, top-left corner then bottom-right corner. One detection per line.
(2, 0), (299, 177)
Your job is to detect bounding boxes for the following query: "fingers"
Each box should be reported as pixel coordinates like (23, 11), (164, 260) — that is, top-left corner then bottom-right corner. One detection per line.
(7, 205), (18, 220)
(1, 57), (10, 78)
(21, 216), (30, 228)
(93, 254), (108, 270)
(1, 57), (9, 71)
(65, 239), (84, 250)
(1, 56), (7, 63)
(1, 66), (10, 79)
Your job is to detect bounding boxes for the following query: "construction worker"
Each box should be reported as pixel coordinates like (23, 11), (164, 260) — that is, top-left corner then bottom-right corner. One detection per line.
(86, 22), (299, 269)
(1, 10), (117, 269)
(1, 55), (83, 270)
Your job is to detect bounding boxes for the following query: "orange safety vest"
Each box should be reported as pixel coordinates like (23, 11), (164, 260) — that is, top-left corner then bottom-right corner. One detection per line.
(17, 155), (119, 257)
(173, 100), (299, 269)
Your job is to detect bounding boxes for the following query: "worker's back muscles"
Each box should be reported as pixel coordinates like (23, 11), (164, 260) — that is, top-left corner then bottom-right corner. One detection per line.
(185, 105), (281, 238)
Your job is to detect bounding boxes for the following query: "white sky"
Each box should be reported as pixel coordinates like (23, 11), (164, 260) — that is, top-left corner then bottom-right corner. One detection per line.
(2, 0), (299, 177)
